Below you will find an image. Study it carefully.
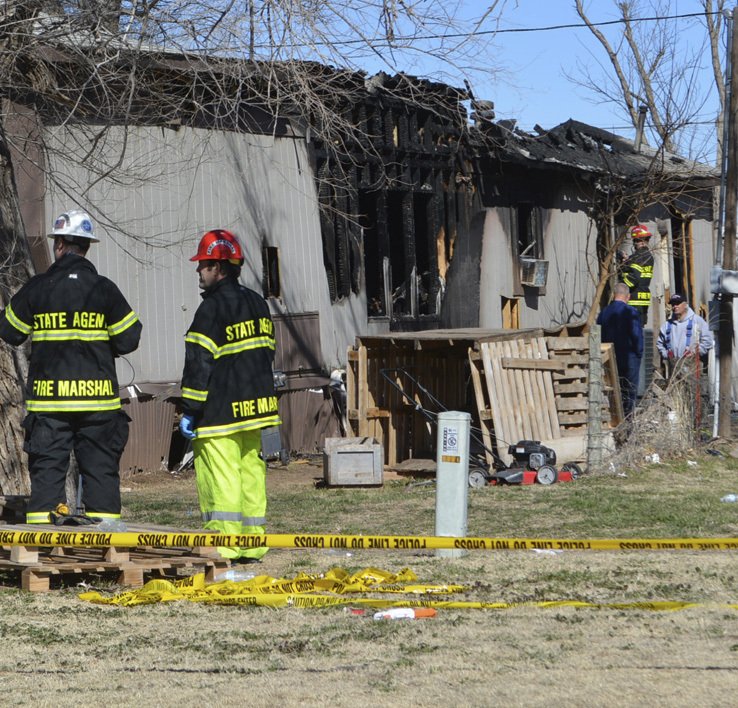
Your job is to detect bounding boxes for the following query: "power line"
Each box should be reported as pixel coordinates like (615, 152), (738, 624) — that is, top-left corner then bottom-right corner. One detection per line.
(295, 11), (723, 48)
(490, 12), (718, 36)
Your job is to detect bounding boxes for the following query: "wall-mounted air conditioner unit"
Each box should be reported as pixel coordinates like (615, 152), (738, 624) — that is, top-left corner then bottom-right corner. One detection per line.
(519, 258), (549, 288)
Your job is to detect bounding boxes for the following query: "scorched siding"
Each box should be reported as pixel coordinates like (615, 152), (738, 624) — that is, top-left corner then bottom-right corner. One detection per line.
(43, 124), (366, 384)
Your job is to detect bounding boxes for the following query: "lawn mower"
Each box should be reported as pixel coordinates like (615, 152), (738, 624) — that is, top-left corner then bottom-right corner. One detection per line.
(468, 439), (581, 488)
(380, 368), (581, 489)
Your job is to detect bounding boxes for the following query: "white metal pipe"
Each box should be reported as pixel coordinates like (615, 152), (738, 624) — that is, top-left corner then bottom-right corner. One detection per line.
(434, 411), (471, 558)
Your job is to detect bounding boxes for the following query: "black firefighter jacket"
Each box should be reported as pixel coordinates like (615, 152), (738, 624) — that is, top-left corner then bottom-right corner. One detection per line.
(620, 248), (654, 310)
(181, 277), (279, 438)
(0, 253), (142, 413)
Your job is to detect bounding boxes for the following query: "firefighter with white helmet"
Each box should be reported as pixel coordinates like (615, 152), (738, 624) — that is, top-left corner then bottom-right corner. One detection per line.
(0, 208), (142, 523)
(618, 223), (654, 326)
(179, 228), (279, 562)
(49, 209), (100, 242)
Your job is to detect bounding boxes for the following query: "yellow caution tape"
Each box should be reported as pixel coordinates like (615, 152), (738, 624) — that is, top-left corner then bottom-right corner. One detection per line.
(78, 566), (738, 612)
(79, 567), (461, 607)
(5, 529), (738, 551)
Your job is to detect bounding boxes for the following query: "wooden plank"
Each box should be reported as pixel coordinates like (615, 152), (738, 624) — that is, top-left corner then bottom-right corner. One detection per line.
(554, 381), (589, 395)
(514, 340), (537, 440)
(529, 339), (550, 437)
(11, 546), (38, 563)
(118, 565), (145, 586)
(559, 411), (611, 425)
(365, 408), (391, 418)
(501, 339), (530, 440)
(104, 547), (130, 563)
(545, 353), (589, 366)
(500, 357), (566, 372)
(517, 339), (547, 440)
(387, 367), (400, 466)
(531, 336), (561, 440)
(346, 346), (358, 436)
(481, 342), (514, 465)
(357, 345), (369, 439)
(553, 366), (587, 381)
(545, 336), (588, 350)
(601, 344), (624, 426)
(558, 412), (590, 425)
(467, 347), (495, 468)
(190, 546), (220, 558)
(556, 398), (592, 412)
(22, 569), (50, 592)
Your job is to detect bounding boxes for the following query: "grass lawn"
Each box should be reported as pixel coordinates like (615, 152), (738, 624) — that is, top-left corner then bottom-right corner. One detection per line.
(3, 450), (738, 706)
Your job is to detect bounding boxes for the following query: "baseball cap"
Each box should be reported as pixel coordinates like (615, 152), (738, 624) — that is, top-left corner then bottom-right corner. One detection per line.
(669, 293), (686, 306)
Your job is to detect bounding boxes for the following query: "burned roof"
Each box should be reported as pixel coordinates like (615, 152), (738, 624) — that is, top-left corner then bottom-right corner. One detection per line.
(476, 118), (718, 188)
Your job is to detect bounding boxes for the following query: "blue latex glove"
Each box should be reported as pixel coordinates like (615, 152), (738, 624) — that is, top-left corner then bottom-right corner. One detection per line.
(179, 414), (196, 440)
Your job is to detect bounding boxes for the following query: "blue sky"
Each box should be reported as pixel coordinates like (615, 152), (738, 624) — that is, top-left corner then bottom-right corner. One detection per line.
(457, 1), (724, 148)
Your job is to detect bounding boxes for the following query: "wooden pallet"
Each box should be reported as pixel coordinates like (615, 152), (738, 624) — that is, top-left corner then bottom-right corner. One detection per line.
(0, 524), (229, 592)
(469, 337), (623, 467)
(545, 337), (623, 434)
(469, 336), (561, 466)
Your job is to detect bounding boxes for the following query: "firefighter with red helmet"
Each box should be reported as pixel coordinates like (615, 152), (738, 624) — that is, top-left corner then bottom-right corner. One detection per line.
(618, 223), (654, 326)
(0, 209), (142, 523)
(179, 229), (279, 562)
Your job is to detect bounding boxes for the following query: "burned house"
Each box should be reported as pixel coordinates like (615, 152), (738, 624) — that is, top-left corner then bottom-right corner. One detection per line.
(470, 119), (718, 335)
(3, 16), (718, 475)
(4, 34), (488, 471)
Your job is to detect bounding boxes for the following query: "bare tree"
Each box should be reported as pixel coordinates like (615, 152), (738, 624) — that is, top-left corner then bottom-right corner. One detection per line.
(572, 0), (727, 160)
(0, 1), (506, 493)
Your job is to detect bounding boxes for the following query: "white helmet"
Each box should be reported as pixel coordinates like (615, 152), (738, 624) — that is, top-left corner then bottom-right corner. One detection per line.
(47, 210), (99, 243)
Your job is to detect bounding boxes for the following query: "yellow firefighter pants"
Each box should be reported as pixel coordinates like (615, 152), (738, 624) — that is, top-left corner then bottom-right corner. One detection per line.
(192, 429), (268, 560)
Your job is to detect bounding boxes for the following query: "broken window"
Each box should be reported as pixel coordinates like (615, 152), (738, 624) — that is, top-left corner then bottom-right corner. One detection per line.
(317, 162), (361, 302)
(516, 204), (543, 259)
(362, 190), (442, 319)
(262, 246), (281, 299)
(514, 204), (548, 292)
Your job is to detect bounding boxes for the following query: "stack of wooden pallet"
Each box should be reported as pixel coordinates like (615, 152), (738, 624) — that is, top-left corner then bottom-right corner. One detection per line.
(347, 326), (622, 467)
(0, 524), (229, 592)
(469, 335), (621, 466)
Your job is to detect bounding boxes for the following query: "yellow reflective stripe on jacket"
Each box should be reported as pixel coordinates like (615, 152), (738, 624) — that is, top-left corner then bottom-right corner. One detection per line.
(182, 387), (208, 402)
(195, 414), (281, 438)
(5, 303), (32, 334)
(108, 310), (139, 336)
(26, 512), (51, 524)
(185, 331), (218, 355)
(629, 263), (653, 276)
(216, 336), (276, 359)
(27, 398), (121, 412)
(32, 328), (110, 342)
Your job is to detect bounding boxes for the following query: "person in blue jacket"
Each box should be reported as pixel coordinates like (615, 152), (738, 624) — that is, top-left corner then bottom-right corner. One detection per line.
(596, 282), (644, 417)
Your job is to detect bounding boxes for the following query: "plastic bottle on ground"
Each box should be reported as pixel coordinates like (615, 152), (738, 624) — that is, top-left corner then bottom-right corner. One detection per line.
(96, 519), (127, 532)
(373, 608), (437, 620)
(218, 569), (256, 582)
(721, 494), (738, 503)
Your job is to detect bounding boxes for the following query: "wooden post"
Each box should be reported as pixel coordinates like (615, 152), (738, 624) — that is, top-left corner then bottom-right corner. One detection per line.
(587, 325), (603, 471)
(719, 7), (738, 438)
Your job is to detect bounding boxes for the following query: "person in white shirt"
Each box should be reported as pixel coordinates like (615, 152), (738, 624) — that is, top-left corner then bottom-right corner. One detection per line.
(656, 293), (714, 362)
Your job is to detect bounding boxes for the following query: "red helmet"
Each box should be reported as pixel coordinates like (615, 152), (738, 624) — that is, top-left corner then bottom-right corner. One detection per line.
(630, 224), (652, 240)
(190, 229), (244, 264)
